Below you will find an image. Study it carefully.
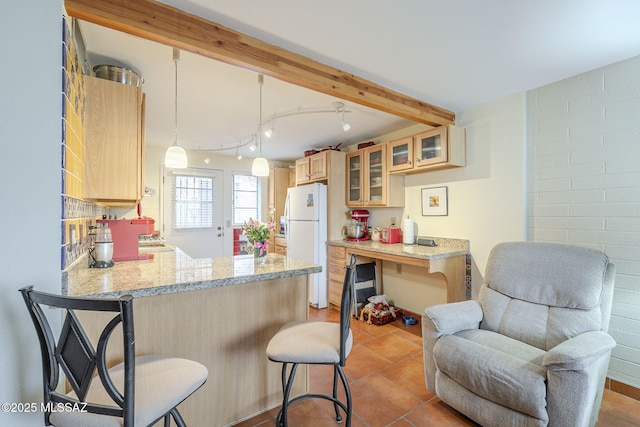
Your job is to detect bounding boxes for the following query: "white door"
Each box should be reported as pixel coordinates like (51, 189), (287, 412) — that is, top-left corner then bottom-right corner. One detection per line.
(162, 168), (224, 258)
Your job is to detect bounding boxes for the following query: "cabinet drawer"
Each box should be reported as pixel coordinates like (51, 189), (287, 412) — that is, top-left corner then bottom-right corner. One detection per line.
(328, 262), (345, 278)
(328, 245), (346, 262)
(274, 236), (287, 247)
(328, 279), (343, 307)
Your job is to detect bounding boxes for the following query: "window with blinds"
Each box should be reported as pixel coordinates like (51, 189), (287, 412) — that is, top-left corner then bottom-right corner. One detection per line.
(233, 174), (260, 225)
(173, 175), (214, 229)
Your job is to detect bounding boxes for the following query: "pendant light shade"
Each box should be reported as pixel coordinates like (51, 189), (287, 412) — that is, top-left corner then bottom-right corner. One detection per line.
(165, 141), (188, 168)
(251, 156), (270, 176)
(252, 74), (269, 176)
(164, 48), (188, 169)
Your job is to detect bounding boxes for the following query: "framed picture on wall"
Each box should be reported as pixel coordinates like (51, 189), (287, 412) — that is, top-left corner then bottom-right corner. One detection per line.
(421, 186), (448, 216)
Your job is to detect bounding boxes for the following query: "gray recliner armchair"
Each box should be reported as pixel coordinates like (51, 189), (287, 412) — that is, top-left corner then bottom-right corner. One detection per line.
(422, 242), (616, 427)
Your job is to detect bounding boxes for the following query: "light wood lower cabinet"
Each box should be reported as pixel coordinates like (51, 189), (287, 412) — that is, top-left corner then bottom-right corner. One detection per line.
(328, 245), (347, 308)
(274, 235), (287, 255)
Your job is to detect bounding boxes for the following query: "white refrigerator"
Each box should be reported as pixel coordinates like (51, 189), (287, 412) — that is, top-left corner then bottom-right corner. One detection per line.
(285, 183), (328, 308)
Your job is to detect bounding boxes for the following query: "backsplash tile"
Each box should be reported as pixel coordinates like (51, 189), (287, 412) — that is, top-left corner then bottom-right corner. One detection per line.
(61, 16), (105, 270)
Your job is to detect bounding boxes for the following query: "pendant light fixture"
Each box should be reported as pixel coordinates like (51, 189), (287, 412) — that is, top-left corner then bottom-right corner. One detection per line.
(342, 108), (351, 132)
(164, 48), (188, 169)
(251, 74), (269, 177)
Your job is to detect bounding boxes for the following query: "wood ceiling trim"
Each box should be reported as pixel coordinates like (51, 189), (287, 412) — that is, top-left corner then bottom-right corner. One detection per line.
(65, 0), (455, 127)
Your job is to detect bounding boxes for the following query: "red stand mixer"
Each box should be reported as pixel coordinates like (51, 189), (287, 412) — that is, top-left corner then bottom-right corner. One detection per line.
(345, 209), (370, 242)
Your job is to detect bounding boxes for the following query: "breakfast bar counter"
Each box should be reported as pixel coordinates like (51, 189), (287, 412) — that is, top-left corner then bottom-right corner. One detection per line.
(63, 249), (320, 426)
(329, 237), (469, 303)
(63, 247), (320, 298)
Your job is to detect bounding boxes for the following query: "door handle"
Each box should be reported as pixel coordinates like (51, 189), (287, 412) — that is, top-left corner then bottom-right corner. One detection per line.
(217, 226), (222, 230)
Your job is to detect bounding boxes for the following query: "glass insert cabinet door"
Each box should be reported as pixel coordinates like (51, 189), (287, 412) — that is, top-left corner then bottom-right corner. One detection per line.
(388, 136), (413, 172)
(346, 151), (362, 204)
(367, 147), (384, 204)
(415, 126), (448, 168)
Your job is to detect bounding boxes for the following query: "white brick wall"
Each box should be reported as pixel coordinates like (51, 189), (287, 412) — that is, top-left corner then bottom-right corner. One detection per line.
(527, 55), (640, 388)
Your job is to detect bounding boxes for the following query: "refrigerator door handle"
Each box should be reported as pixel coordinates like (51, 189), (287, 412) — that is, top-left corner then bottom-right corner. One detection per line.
(284, 191), (290, 247)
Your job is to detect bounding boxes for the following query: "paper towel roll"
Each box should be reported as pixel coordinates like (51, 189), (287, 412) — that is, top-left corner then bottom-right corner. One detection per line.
(402, 216), (414, 244)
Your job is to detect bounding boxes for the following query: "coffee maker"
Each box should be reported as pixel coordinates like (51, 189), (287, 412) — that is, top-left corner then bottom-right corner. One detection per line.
(346, 209), (370, 242)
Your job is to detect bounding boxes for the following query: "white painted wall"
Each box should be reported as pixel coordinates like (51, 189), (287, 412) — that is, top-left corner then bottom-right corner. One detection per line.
(0, 1), (63, 426)
(527, 55), (640, 388)
(379, 93), (527, 313)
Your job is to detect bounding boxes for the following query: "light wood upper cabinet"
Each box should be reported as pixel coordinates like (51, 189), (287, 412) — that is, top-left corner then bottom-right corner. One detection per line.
(346, 144), (404, 207)
(268, 168), (289, 225)
(388, 124), (465, 174)
(268, 167), (290, 251)
(295, 150), (330, 184)
(387, 136), (414, 172)
(84, 76), (144, 205)
(293, 150), (346, 241)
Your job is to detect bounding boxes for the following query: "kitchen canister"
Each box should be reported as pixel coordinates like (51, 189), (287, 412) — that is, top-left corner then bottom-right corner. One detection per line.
(402, 215), (415, 244)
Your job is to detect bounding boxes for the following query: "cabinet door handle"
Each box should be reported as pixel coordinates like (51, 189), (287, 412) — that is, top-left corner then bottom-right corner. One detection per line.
(416, 157), (421, 163)
(408, 160), (412, 165)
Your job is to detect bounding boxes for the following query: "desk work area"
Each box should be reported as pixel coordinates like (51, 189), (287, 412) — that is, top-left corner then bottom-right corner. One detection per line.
(328, 237), (470, 312)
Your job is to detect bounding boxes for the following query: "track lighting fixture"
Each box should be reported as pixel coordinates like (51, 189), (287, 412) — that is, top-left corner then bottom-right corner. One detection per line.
(194, 101), (355, 155)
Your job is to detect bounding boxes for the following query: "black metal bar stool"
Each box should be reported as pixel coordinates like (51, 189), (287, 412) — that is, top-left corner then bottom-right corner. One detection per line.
(20, 286), (208, 427)
(266, 262), (355, 426)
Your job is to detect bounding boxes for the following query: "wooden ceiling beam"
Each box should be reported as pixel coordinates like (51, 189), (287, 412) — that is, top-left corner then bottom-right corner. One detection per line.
(65, 0), (455, 127)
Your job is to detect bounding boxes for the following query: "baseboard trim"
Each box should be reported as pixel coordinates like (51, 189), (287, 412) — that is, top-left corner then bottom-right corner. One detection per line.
(606, 378), (640, 401)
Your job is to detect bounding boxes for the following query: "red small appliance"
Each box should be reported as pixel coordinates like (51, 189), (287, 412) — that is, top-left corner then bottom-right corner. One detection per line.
(380, 227), (403, 244)
(346, 209), (370, 242)
(97, 217), (155, 261)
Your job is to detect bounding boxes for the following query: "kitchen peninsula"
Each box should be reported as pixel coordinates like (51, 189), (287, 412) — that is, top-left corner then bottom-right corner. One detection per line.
(328, 237), (469, 306)
(63, 248), (320, 426)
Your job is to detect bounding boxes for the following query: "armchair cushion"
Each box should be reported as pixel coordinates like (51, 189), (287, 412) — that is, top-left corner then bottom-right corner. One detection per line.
(434, 330), (547, 420)
(485, 242), (609, 309)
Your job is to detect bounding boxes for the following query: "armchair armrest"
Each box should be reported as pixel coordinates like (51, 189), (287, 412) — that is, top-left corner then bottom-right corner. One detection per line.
(424, 300), (483, 337)
(422, 300), (483, 393)
(545, 331), (616, 426)
(543, 331), (616, 371)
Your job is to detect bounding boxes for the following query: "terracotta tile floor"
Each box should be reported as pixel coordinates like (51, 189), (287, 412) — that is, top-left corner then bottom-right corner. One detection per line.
(233, 308), (640, 427)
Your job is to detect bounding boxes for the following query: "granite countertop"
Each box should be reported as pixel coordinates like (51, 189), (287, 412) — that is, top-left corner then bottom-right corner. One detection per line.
(329, 236), (469, 260)
(63, 247), (321, 299)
